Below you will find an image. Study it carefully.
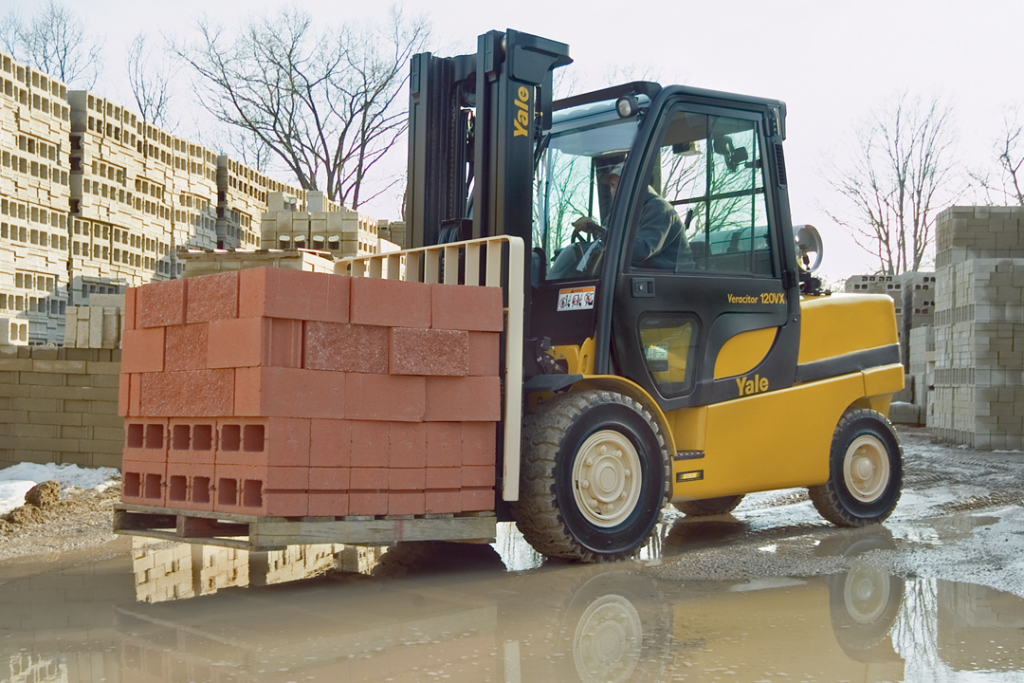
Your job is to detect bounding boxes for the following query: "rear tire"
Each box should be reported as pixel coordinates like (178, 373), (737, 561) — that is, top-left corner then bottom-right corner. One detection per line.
(809, 409), (902, 527)
(672, 495), (744, 517)
(511, 390), (670, 562)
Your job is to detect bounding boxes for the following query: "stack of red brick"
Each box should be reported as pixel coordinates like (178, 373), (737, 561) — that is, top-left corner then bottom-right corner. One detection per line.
(119, 267), (503, 518)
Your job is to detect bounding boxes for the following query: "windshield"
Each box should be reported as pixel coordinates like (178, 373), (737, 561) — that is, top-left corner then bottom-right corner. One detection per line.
(533, 99), (641, 281)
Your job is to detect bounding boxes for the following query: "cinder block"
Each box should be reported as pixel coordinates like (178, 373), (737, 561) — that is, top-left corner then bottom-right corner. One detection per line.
(139, 369), (235, 417)
(467, 332), (500, 377)
(345, 373), (425, 422)
(121, 328), (165, 374)
(215, 463), (309, 492)
(425, 467), (461, 490)
(239, 268), (348, 323)
(164, 324), (209, 371)
(121, 459), (167, 507)
(123, 418), (169, 463)
(350, 467), (388, 490)
(165, 462), (215, 511)
(186, 271), (239, 323)
(431, 284), (503, 332)
(462, 422), (497, 466)
(350, 277), (431, 329)
(462, 465), (495, 488)
(118, 373), (131, 417)
(389, 468), (426, 490)
(388, 491), (425, 516)
(425, 490), (461, 514)
(207, 317), (303, 369)
(305, 322), (387, 373)
(137, 279), (187, 328)
(214, 480), (307, 517)
(167, 419), (217, 465)
(129, 374), (141, 416)
(389, 421), (426, 468)
(389, 328), (468, 376)
(307, 467), (351, 491)
(215, 417), (311, 468)
(349, 492), (387, 516)
(460, 488), (494, 512)
(423, 377), (501, 422)
(307, 491), (350, 517)
(426, 422), (462, 468)
(310, 418), (352, 468)
(350, 420), (390, 467)
(234, 367), (345, 419)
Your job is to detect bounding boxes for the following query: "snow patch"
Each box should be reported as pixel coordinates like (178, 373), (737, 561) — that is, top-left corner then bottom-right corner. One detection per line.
(0, 463), (120, 515)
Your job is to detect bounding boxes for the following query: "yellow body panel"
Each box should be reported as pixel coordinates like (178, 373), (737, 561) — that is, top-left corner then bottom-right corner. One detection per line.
(713, 326), (777, 379)
(551, 338), (596, 375)
(799, 294), (899, 364)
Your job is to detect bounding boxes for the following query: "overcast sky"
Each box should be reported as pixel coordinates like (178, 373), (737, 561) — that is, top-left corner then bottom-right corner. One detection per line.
(59, 0), (1024, 281)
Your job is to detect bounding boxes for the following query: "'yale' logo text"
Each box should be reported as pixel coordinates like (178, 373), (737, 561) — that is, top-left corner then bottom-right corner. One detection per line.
(513, 86), (530, 137)
(736, 374), (769, 396)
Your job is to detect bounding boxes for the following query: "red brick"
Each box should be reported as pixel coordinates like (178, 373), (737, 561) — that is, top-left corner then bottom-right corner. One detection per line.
(425, 467), (461, 490)
(468, 332), (500, 377)
(461, 422), (497, 466)
(118, 372), (130, 416)
(425, 490), (461, 514)
(460, 488), (495, 512)
(215, 417), (311, 468)
(345, 373), (424, 422)
(350, 421), (390, 468)
(214, 478), (308, 517)
(239, 268), (348, 323)
(207, 317), (303, 369)
(137, 278), (187, 328)
(121, 328), (165, 374)
(123, 418), (169, 463)
(164, 323), (209, 371)
(307, 491), (350, 517)
(424, 377), (501, 422)
(310, 418), (351, 468)
(389, 422), (426, 468)
(186, 271), (239, 323)
(388, 491), (425, 516)
(308, 467), (351, 491)
(234, 366), (344, 419)
(349, 492), (387, 516)
(129, 374), (141, 416)
(165, 462), (215, 511)
(121, 459), (167, 507)
(139, 369), (234, 417)
(215, 463), (309, 491)
(124, 287), (137, 331)
(389, 468), (425, 490)
(431, 284), (503, 332)
(389, 328), (468, 376)
(305, 322), (387, 373)
(168, 419), (217, 465)
(350, 467), (388, 490)
(462, 465), (495, 488)
(350, 277), (431, 328)
(426, 422), (462, 468)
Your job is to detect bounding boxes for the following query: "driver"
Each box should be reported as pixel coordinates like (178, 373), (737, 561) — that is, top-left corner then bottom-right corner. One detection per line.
(572, 163), (691, 270)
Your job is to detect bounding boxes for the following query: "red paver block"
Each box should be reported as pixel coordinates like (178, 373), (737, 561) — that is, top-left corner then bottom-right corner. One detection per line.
(307, 491), (350, 517)
(215, 463), (309, 492)
(349, 492), (387, 516)
(388, 491), (425, 516)
(234, 366), (344, 419)
(423, 377), (501, 422)
(350, 467), (388, 491)
(389, 468), (425, 490)
(139, 369), (234, 417)
(213, 477), (308, 517)
(124, 287), (137, 331)
(121, 459), (167, 507)
(208, 317), (303, 369)
(389, 328), (469, 376)
(350, 277), (431, 329)
(123, 418), (169, 463)
(310, 418), (352, 468)
(460, 487), (495, 512)
(215, 417), (311, 468)
(137, 278), (187, 329)
(165, 462), (215, 511)
(168, 419), (217, 465)
(461, 422), (497, 466)
(121, 328), (165, 374)
(186, 271), (239, 323)
(129, 374), (141, 416)
(431, 284), (503, 332)
(468, 332), (500, 377)
(164, 323), (209, 371)
(426, 422), (461, 468)
(389, 422), (426, 468)
(308, 467), (351, 491)
(345, 373), (424, 422)
(425, 467), (461, 490)
(462, 465), (495, 488)
(425, 490), (461, 514)
(305, 322), (387, 373)
(239, 268), (348, 323)
(350, 420), (390, 468)
(118, 372), (131, 416)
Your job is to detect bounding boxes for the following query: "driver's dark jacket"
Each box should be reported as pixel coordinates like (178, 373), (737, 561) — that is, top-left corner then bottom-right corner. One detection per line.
(632, 186), (690, 270)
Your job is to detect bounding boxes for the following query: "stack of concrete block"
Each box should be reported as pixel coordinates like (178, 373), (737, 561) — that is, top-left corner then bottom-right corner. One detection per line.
(930, 206), (1024, 450)
(63, 293), (125, 349)
(119, 267), (503, 518)
(909, 325), (935, 420)
(377, 220), (407, 249)
(177, 248), (336, 279)
(261, 191), (400, 258)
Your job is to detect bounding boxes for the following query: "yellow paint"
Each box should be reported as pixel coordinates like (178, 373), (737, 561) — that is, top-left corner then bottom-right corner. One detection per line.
(799, 294), (898, 364)
(570, 375), (676, 457)
(714, 326), (778, 379)
(551, 337), (596, 375)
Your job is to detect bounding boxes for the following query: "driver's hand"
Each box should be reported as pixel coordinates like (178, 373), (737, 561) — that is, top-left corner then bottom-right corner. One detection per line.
(572, 216), (601, 234)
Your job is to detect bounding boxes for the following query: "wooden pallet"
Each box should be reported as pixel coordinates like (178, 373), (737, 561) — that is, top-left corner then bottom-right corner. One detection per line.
(114, 504), (498, 551)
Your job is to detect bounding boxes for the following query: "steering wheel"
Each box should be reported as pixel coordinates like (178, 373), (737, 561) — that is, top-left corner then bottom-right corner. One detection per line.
(571, 218), (607, 244)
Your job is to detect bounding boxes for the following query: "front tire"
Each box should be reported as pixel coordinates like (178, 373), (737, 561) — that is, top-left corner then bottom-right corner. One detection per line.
(512, 390), (670, 562)
(809, 409), (903, 527)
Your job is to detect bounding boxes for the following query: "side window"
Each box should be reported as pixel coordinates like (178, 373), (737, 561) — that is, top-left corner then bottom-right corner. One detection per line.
(645, 109), (775, 276)
(638, 314), (697, 397)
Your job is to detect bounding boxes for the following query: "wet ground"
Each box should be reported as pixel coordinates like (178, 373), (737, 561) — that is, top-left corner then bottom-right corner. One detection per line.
(1, 428), (1023, 683)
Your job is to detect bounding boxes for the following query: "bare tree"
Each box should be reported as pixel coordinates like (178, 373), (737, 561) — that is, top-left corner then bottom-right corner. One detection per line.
(826, 93), (960, 275)
(126, 32), (174, 129)
(174, 6), (429, 209)
(970, 105), (1024, 206)
(0, 0), (101, 88)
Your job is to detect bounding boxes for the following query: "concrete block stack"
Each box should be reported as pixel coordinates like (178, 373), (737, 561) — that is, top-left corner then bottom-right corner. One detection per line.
(218, 157), (306, 251)
(63, 293), (125, 349)
(930, 206), (1024, 450)
(261, 191), (400, 258)
(177, 248), (337, 279)
(119, 267), (503, 518)
(908, 325), (935, 420)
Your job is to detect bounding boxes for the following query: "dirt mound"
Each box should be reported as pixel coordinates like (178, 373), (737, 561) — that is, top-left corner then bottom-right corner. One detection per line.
(25, 480), (61, 508)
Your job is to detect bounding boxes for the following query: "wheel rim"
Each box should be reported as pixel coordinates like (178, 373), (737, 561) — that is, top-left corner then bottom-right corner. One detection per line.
(843, 434), (890, 503)
(843, 566), (891, 623)
(571, 430), (643, 527)
(572, 594), (643, 683)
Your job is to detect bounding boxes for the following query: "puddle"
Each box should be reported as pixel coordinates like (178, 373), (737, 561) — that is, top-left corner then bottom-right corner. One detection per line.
(2, 535), (1023, 683)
